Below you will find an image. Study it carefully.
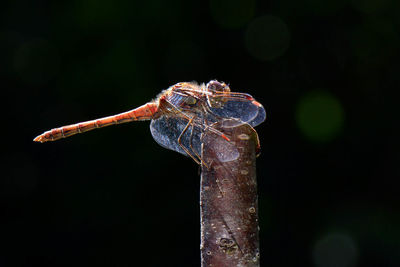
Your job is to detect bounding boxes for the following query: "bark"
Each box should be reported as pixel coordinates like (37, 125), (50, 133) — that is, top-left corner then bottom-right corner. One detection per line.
(200, 120), (260, 267)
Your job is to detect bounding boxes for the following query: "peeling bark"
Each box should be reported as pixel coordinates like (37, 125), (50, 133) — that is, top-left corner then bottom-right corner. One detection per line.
(200, 120), (260, 267)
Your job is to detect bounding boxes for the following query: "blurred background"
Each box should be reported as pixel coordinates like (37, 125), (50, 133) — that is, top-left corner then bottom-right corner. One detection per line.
(1, 0), (399, 266)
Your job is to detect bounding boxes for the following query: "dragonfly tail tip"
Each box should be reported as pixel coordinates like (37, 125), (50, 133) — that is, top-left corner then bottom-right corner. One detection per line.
(33, 135), (45, 143)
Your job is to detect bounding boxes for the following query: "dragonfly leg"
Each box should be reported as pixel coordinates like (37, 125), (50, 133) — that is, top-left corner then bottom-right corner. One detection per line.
(207, 120), (261, 155)
(178, 117), (202, 165)
(162, 98), (222, 167)
(188, 122), (209, 169)
(203, 121), (231, 142)
(162, 99), (208, 166)
(247, 125), (261, 156)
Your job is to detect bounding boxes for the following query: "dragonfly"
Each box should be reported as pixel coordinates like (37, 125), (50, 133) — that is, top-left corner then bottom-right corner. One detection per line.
(34, 80), (266, 165)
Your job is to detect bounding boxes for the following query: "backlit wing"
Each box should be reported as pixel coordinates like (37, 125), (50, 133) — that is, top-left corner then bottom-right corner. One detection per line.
(150, 116), (202, 158)
(150, 115), (240, 163)
(207, 92), (266, 127)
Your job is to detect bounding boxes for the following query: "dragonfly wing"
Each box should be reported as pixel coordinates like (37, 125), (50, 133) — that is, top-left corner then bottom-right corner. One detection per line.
(209, 96), (266, 127)
(150, 116), (241, 163)
(150, 116), (202, 157)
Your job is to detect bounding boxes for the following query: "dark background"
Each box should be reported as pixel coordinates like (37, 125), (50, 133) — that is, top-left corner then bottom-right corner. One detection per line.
(1, 0), (399, 266)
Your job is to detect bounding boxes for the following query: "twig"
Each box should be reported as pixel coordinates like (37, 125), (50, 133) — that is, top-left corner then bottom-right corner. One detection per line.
(200, 120), (260, 267)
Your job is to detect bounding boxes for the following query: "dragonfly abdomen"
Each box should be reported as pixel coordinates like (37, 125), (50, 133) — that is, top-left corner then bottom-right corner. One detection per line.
(33, 102), (158, 143)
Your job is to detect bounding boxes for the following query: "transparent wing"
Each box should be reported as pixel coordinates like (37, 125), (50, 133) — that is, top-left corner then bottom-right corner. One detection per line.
(150, 115), (240, 163)
(207, 92), (266, 127)
(150, 116), (202, 157)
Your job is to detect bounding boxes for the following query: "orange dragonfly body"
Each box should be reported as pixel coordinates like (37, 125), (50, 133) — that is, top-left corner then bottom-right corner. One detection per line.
(34, 80), (265, 164)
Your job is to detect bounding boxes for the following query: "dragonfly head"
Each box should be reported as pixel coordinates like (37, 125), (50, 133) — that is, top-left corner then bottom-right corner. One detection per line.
(206, 80), (230, 108)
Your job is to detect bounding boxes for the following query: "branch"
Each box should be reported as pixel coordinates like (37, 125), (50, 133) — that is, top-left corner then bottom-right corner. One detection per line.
(200, 120), (260, 267)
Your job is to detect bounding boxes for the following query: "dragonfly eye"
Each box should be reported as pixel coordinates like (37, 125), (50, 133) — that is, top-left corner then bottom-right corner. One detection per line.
(206, 80), (230, 108)
(206, 80), (230, 93)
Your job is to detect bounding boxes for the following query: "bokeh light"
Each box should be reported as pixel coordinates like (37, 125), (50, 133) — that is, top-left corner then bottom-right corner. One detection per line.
(296, 90), (344, 142)
(313, 232), (358, 267)
(209, 0), (256, 29)
(245, 15), (290, 61)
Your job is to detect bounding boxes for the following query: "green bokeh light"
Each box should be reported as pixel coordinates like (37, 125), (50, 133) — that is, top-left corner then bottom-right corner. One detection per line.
(296, 91), (344, 142)
(209, 0), (255, 29)
(245, 15), (290, 61)
(313, 233), (358, 267)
